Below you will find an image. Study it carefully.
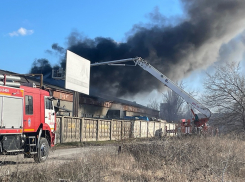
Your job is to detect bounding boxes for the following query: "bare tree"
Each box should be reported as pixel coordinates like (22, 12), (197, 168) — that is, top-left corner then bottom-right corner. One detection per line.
(203, 62), (245, 132)
(160, 82), (189, 122)
(147, 98), (159, 110)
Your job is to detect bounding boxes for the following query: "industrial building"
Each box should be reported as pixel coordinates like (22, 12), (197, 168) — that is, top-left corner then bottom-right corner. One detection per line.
(0, 69), (159, 120)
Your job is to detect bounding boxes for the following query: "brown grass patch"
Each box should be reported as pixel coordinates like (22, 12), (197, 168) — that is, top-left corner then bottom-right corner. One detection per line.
(2, 135), (245, 182)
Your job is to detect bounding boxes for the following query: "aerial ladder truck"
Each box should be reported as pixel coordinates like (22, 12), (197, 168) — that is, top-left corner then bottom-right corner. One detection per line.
(91, 57), (212, 133)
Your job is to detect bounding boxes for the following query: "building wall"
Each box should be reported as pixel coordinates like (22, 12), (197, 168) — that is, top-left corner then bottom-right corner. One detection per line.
(79, 104), (109, 118)
(52, 90), (159, 119)
(53, 100), (73, 116)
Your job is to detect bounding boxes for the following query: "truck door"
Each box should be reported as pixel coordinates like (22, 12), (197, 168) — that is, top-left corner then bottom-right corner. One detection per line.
(23, 94), (35, 132)
(44, 97), (55, 132)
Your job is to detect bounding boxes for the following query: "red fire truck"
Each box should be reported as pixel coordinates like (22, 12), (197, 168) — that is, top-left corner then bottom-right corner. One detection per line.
(0, 75), (56, 163)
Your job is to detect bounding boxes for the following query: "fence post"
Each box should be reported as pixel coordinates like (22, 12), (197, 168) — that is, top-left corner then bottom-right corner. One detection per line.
(140, 121), (141, 138)
(154, 122), (155, 137)
(121, 120), (124, 140)
(96, 119), (100, 141)
(80, 118), (84, 142)
(60, 116), (64, 143)
(110, 120), (112, 141)
(175, 124), (177, 136)
(147, 121), (149, 138)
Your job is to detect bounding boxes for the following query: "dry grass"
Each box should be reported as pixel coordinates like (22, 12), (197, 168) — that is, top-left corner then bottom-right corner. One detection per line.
(122, 135), (245, 181)
(2, 135), (245, 182)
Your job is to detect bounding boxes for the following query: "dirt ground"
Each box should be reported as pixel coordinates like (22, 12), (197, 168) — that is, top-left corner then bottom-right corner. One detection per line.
(0, 145), (118, 177)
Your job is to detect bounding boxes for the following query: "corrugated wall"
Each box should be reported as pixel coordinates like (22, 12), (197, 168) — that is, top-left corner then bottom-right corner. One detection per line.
(55, 116), (173, 143)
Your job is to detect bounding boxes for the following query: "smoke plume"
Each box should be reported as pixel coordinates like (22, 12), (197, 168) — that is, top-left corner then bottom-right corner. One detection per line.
(36, 0), (245, 97)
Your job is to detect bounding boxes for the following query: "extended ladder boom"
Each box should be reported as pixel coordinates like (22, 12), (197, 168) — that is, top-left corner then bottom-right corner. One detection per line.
(91, 57), (211, 119)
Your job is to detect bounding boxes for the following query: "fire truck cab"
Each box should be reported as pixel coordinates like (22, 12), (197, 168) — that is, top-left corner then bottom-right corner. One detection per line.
(0, 75), (56, 163)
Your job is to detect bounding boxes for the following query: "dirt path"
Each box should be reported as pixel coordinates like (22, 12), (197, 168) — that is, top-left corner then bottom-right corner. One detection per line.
(0, 145), (118, 177)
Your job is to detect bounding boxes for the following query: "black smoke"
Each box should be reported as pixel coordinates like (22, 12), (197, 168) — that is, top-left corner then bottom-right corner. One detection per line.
(52, 43), (65, 54)
(30, 59), (52, 76)
(32, 0), (245, 97)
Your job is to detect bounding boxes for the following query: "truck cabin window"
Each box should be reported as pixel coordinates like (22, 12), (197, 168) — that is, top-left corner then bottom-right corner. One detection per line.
(25, 95), (33, 115)
(45, 98), (53, 110)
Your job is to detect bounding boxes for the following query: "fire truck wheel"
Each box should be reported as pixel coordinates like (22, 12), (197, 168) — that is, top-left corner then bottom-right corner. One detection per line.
(34, 138), (49, 163)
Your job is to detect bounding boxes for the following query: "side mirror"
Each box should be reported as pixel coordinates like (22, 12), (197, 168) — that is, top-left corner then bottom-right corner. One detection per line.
(57, 99), (60, 107)
(54, 106), (59, 113)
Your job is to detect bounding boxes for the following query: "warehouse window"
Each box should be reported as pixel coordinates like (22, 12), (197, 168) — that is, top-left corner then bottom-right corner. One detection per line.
(25, 95), (33, 115)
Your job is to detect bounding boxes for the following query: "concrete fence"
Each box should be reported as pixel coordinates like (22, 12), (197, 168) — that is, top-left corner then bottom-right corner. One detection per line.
(165, 123), (178, 136)
(55, 116), (175, 144)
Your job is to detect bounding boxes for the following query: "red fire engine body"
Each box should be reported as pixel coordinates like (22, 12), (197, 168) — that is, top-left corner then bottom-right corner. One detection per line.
(0, 79), (56, 163)
(178, 119), (192, 134)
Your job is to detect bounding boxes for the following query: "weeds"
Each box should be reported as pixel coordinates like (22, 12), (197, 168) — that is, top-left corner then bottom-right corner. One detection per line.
(1, 135), (245, 182)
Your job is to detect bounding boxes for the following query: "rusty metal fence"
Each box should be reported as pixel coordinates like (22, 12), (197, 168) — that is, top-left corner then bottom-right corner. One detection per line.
(55, 116), (170, 144)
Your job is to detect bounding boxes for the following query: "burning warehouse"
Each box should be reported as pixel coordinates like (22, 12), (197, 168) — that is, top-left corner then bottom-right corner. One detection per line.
(0, 69), (159, 120)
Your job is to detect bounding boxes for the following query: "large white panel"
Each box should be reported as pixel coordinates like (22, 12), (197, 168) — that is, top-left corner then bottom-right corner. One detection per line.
(2, 97), (23, 128)
(65, 50), (90, 95)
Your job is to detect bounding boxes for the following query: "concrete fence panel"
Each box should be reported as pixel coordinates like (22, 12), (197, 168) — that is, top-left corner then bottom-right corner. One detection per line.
(122, 121), (131, 139)
(62, 117), (81, 143)
(111, 120), (122, 140)
(166, 123), (177, 136)
(55, 117), (61, 144)
(148, 122), (155, 137)
(98, 120), (111, 141)
(133, 120), (141, 138)
(55, 116), (167, 144)
(140, 121), (148, 138)
(154, 122), (163, 137)
(71, 118), (81, 142)
(83, 119), (97, 141)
